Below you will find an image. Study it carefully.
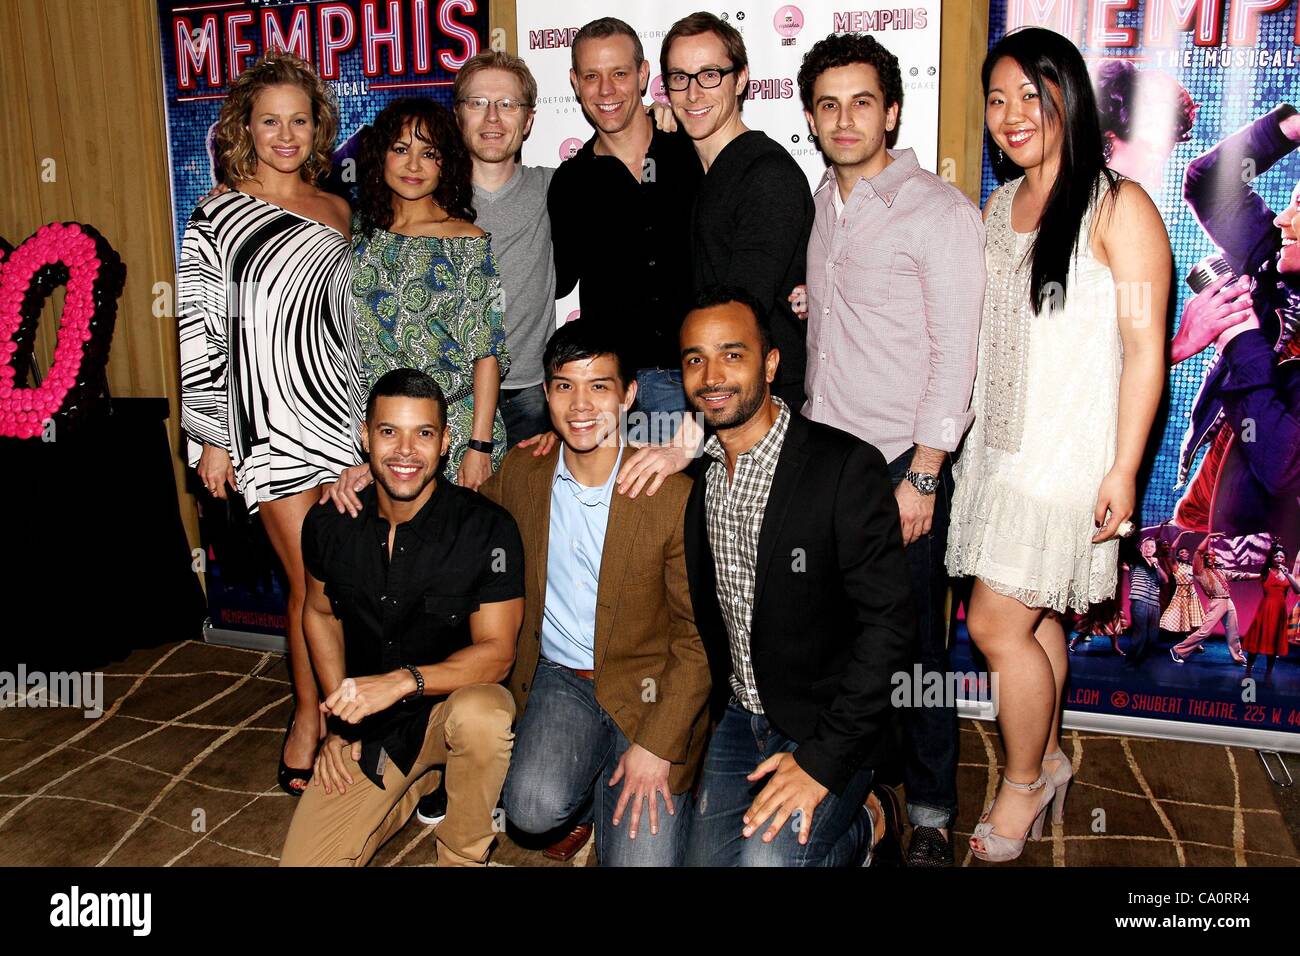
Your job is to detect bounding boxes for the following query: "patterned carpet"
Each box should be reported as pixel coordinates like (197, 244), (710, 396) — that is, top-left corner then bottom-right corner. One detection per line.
(0, 640), (1295, 867)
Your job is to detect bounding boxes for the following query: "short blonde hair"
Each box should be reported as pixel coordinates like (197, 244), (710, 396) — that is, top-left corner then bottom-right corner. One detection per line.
(214, 51), (338, 186)
(453, 50), (538, 108)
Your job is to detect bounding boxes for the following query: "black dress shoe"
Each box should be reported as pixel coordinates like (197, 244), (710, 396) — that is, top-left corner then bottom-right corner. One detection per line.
(906, 825), (954, 868)
(863, 784), (904, 867)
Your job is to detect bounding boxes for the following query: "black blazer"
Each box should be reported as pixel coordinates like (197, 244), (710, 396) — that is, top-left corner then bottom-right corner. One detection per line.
(684, 413), (916, 794)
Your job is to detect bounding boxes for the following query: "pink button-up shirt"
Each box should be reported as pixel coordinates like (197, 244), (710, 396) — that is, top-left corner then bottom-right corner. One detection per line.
(804, 148), (985, 463)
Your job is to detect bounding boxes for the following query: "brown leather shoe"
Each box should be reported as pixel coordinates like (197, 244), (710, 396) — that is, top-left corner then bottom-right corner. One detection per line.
(541, 823), (593, 862)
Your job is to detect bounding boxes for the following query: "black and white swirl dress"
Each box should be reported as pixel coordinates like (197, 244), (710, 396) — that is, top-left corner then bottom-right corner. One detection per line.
(178, 190), (360, 511)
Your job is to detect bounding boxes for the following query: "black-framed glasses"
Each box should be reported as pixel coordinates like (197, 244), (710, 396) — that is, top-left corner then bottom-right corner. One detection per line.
(456, 96), (531, 114)
(663, 65), (739, 92)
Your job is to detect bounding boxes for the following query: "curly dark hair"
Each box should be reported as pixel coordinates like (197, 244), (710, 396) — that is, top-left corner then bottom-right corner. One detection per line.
(1093, 60), (1196, 161)
(797, 32), (903, 114)
(354, 97), (475, 237)
(1263, 544), (1289, 580)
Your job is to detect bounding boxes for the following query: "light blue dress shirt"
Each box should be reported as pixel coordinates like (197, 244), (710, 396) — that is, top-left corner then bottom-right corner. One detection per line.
(540, 445), (623, 670)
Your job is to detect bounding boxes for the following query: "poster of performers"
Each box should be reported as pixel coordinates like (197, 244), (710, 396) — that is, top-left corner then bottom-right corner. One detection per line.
(156, 0), (489, 640)
(954, 0), (1300, 750)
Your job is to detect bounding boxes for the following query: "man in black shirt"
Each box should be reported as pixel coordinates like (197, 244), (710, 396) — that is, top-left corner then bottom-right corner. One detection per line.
(662, 11), (814, 409)
(548, 17), (702, 416)
(281, 369), (525, 867)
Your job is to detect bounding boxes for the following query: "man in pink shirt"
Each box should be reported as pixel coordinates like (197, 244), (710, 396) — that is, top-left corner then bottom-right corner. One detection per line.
(795, 33), (984, 866)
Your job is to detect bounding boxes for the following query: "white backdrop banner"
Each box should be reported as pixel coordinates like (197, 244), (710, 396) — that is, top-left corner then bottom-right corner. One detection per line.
(515, 1), (943, 318)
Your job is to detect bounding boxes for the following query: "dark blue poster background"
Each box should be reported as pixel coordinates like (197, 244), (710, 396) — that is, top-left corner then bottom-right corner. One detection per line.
(157, 0), (489, 638)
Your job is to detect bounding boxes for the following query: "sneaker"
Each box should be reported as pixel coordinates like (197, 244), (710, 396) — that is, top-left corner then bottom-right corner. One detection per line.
(415, 784), (447, 826)
(1169, 648), (1185, 665)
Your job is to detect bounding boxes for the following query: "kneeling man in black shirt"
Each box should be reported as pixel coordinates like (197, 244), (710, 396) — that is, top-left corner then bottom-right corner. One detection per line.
(281, 369), (525, 867)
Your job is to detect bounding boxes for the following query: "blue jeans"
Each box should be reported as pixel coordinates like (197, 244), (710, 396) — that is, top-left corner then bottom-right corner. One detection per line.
(1126, 600), (1160, 668)
(887, 448), (958, 830)
(633, 368), (689, 415)
(685, 700), (873, 867)
(499, 384), (549, 448)
(501, 658), (690, 866)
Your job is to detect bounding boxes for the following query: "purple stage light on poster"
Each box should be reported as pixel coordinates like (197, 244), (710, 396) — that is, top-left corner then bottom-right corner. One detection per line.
(957, 0), (1300, 752)
(156, 0), (489, 646)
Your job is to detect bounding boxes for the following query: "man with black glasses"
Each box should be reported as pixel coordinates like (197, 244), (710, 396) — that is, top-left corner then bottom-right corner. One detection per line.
(661, 11), (814, 409)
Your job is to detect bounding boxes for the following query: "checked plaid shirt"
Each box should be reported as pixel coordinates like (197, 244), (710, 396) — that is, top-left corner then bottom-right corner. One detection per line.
(703, 398), (792, 714)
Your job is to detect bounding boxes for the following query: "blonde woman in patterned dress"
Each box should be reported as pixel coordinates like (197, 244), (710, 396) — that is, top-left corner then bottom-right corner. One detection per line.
(945, 29), (1169, 861)
(179, 53), (355, 796)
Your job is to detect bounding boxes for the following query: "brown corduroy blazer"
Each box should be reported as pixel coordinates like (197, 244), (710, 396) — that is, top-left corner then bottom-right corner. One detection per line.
(478, 443), (711, 794)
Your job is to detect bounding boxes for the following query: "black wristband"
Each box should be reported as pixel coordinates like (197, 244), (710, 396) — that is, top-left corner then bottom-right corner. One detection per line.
(467, 438), (494, 455)
(401, 664), (424, 703)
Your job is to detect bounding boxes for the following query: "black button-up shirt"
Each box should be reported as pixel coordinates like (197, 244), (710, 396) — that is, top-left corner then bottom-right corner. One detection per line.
(301, 479), (524, 786)
(548, 124), (702, 371)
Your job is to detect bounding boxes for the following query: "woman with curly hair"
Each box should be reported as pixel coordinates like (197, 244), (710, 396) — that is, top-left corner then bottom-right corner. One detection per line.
(330, 97), (509, 492)
(177, 51), (357, 796)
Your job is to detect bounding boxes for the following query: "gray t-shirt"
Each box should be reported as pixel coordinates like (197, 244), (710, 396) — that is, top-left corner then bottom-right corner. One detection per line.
(473, 165), (556, 389)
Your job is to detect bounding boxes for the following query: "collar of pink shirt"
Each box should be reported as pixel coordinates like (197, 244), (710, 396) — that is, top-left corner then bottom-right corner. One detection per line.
(818, 147), (920, 214)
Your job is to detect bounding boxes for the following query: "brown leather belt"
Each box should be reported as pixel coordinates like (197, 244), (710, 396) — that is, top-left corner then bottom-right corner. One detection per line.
(542, 656), (594, 680)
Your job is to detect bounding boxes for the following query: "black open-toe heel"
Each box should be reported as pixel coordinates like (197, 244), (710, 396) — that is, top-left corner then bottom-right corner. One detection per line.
(278, 714), (314, 797)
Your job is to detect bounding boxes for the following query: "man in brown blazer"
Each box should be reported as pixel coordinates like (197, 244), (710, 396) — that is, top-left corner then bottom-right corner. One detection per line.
(479, 318), (711, 866)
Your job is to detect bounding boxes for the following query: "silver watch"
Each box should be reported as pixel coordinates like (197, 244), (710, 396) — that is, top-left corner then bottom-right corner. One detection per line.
(905, 470), (939, 496)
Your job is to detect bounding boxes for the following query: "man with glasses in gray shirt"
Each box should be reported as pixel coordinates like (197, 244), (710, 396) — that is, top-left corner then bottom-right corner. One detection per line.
(454, 51), (557, 447)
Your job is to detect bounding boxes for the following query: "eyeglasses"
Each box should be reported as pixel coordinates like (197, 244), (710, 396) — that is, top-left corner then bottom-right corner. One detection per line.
(663, 66), (739, 92)
(456, 96), (531, 114)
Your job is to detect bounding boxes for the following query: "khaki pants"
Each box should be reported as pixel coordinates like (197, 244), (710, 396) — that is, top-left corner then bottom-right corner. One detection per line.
(1174, 598), (1244, 661)
(280, 683), (515, 867)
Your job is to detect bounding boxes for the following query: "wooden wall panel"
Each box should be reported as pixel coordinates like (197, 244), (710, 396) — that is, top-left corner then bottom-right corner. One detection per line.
(940, 0), (992, 203)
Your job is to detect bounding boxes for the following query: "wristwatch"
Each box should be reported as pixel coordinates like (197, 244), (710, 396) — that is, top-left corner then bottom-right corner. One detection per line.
(905, 470), (939, 496)
(466, 438), (495, 455)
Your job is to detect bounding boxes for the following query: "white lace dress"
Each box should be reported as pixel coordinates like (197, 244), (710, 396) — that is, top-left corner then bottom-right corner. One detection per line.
(946, 176), (1123, 613)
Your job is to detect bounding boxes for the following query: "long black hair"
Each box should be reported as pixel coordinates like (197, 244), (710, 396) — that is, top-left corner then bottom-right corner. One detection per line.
(983, 28), (1119, 315)
(355, 97), (475, 237)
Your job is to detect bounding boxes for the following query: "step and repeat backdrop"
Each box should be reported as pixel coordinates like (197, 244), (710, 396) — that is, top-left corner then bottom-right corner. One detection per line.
(516, 0), (942, 319)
